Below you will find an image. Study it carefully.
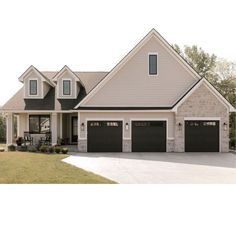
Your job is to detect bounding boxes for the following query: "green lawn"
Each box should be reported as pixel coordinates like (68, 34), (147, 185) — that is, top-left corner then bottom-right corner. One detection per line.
(0, 151), (115, 184)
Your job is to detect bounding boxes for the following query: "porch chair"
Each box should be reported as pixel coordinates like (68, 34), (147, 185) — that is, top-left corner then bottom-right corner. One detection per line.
(23, 132), (33, 145)
(40, 132), (51, 145)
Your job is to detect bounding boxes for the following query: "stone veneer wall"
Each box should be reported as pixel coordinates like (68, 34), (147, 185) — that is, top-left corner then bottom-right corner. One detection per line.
(79, 138), (175, 152)
(123, 139), (131, 152)
(175, 84), (229, 152)
(78, 139), (87, 152)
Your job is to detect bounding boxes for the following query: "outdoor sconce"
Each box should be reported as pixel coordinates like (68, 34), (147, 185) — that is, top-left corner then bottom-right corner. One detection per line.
(223, 122), (227, 131)
(178, 122), (182, 131)
(81, 123), (85, 131)
(125, 122), (129, 130)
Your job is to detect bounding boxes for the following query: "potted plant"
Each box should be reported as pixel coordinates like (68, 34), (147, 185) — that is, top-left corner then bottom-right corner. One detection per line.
(16, 137), (23, 146)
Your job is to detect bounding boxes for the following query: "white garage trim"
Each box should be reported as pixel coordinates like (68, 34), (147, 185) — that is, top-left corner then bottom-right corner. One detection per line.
(130, 118), (168, 152)
(184, 117), (221, 152)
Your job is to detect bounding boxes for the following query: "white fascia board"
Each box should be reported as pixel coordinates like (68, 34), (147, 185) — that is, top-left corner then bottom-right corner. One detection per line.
(75, 29), (200, 109)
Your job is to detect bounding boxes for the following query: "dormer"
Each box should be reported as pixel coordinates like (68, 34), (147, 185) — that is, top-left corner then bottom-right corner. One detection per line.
(19, 65), (55, 99)
(52, 65), (84, 99)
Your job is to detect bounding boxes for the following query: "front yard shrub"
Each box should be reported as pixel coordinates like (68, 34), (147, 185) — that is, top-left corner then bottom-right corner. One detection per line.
(39, 145), (47, 153)
(61, 147), (68, 154)
(28, 146), (37, 152)
(8, 144), (16, 151)
(0, 148), (5, 152)
(48, 146), (55, 153)
(55, 146), (61, 154)
(19, 145), (27, 152)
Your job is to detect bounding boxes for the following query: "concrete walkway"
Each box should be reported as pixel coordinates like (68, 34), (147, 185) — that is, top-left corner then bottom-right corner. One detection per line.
(63, 153), (236, 184)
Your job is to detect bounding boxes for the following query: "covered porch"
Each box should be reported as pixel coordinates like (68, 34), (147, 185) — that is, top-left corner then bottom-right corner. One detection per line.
(5, 112), (79, 148)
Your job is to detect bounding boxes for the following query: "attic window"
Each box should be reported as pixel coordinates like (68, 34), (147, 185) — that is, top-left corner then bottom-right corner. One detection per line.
(29, 80), (37, 95)
(149, 54), (158, 75)
(63, 80), (71, 95)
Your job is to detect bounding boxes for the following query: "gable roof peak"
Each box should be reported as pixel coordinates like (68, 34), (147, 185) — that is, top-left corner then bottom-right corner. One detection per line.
(52, 65), (85, 88)
(18, 65), (55, 87)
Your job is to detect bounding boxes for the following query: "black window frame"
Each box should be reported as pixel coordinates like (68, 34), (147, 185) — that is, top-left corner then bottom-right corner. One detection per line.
(63, 80), (71, 95)
(149, 54), (158, 75)
(29, 115), (51, 134)
(29, 80), (37, 95)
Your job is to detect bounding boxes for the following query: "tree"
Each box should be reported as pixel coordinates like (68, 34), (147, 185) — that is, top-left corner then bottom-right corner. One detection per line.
(173, 44), (236, 149)
(173, 44), (217, 84)
(0, 114), (6, 143)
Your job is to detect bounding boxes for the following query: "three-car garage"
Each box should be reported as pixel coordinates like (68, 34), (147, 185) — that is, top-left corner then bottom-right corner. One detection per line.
(86, 119), (220, 152)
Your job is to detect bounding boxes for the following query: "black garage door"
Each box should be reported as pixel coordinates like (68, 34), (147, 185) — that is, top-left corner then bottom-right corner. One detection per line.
(132, 121), (166, 152)
(87, 121), (122, 152)
(185, 120), (219, 152)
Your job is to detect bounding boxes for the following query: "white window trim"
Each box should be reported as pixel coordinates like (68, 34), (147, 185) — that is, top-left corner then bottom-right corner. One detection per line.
(62, 79), (72, 96)
(57, 78), (77, 99)
(26, 78), (43, 99)
(148, 52), (158, 76)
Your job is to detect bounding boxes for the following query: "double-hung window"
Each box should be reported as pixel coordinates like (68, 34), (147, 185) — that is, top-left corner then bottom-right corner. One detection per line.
(63, 80), (71, 95)
(149, 54), (158, 75)
(29, 80), (37, 95)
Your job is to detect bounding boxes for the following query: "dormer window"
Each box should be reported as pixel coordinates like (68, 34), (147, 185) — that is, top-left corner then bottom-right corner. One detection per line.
(63, 80), (71, 95)
(29, 80), (37, 95)
(149, 53), (158, 75)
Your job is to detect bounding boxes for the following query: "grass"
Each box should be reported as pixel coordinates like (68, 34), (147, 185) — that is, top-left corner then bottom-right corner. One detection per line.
(0, 151), (115, 184)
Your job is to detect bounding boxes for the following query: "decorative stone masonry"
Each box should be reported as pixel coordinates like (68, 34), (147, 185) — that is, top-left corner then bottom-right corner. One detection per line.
(167, 139), (174, 152)
(175, 84), (229, 152)
(78, 139), (87, 152)
(123, 139), (131, 152)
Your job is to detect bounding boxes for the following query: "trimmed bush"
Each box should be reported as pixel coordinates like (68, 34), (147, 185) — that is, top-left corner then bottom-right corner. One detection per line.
(8, 144), (16, 151)
(19, 145), (27, 152)
(0, 147), (5, 152)
(61, 148), (68, 154)
(28, 146), (37, 152)
(55, 146), (61, 154)
(39, 145), (47, 153)
(48, 146), (55, 153)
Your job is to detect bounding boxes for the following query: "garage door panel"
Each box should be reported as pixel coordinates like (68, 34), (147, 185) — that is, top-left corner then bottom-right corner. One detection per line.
(132, 121), (166, 152)
(88, 121), (122, 152)
(185, 120), (219, 152)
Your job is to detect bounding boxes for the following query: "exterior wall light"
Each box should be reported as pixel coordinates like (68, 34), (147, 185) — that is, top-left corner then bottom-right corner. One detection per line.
(81, 123), (85, 131)
(178, 122), (182, 131)
(125, 122), (129, 130)
(223, 122), (227, 131)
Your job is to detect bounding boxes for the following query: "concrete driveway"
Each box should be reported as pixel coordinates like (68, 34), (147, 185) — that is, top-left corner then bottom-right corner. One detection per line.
(63, 152), (236, 184)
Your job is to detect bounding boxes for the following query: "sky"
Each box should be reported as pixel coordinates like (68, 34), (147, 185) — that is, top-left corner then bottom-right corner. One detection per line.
(0, 0), (235, 106)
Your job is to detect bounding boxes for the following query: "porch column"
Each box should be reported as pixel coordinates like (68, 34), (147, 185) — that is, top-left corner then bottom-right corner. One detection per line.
(59, 113), (63, 139)
(51, 113), (58, 145)
(6, 112), (14, 145)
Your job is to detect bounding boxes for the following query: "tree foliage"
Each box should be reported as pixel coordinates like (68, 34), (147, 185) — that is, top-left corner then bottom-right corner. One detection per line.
(0, 114), (6, 142)
(173, 44), (236, 149)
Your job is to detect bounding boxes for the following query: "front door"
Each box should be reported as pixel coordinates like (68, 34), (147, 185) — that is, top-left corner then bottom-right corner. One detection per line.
(71, 117), (78, 143)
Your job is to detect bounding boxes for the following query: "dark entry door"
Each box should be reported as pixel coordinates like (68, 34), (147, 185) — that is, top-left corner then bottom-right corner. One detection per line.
(87, 121), (122, 152)
(185, 120), (219, 152)
(71, 117), (78, 143)
(132, 121), (166, 152)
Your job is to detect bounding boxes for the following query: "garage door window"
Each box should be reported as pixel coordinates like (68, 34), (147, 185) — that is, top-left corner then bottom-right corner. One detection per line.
(134, 121), (164, 127)
(203, 121), (216, 126)
(89, 121), (120, 127)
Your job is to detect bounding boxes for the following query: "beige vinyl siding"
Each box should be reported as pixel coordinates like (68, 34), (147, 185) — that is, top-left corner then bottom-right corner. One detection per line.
(79, 112), (174, 139)
(85, 37), (196, 107)
(24, 70), (51, 99)
(57, 70), (79, 98)
(24, 70), (43, 98)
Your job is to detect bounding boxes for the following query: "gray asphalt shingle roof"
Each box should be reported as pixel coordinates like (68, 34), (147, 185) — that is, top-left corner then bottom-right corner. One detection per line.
(2, 71), (108, 111)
